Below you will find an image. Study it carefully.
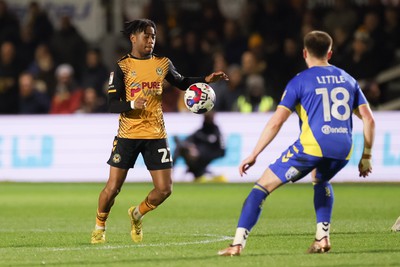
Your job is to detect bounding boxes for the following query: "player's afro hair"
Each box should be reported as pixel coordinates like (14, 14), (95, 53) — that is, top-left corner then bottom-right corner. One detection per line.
(121, 19), (156, 38)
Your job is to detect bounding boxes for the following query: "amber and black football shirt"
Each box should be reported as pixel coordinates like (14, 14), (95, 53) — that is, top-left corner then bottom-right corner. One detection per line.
(108, 53), (205, 139)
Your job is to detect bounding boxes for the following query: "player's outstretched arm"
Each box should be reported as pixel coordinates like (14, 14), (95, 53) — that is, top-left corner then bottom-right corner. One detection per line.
(356, 104), (375, 177)
(205, 71), (229, 83)
(239, 107), (291, 177)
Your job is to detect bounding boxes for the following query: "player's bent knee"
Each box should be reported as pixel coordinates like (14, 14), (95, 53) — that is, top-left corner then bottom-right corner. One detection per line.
(162, 188), (172, 199)
(257, 168), (283, 193)
(157, 187), (172, 200)
(104, 186), (121, 198)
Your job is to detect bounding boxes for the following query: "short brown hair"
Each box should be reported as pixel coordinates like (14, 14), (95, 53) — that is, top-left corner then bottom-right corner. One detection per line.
(303, 31), (332, 59)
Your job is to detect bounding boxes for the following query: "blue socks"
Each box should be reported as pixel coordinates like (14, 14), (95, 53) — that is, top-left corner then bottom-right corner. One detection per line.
(313, 181), (334, 223)
(235, 181), (333, 236)
(237, 183), (269, 231)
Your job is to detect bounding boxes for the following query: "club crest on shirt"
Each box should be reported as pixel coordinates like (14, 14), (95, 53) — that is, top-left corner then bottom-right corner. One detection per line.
(285, 166), (300, 181)
(112, 154), (121, 163)
(131, 71), (136, 77)
(156, 67), (163, 76)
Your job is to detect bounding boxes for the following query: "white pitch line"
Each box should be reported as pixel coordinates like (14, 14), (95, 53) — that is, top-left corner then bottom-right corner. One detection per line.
(50, 235), (232, 252)
(1, 234), (232, 252)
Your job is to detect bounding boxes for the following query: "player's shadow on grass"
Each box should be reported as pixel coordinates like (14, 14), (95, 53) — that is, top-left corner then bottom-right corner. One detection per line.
(251, 232), (311, 237)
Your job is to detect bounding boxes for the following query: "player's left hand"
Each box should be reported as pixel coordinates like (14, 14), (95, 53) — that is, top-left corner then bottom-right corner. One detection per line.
(205, 71), (229, 83)
(358, 157), (372, 178)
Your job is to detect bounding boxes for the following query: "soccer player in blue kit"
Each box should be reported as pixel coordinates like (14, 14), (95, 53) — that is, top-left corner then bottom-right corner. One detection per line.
(218, 31), (375, 256)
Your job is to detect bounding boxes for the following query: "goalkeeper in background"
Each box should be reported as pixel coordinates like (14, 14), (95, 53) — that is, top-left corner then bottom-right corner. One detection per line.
(90, 19), (228, 244)
(218, 30), (375, 256)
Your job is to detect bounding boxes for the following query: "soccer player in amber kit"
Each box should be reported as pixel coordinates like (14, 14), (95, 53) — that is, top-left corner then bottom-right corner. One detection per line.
(218, 31), (375, 256)
(91, 19), (228, 244)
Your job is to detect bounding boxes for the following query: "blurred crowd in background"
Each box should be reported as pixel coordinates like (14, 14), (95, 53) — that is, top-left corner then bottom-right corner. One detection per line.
(1, 0), (400, 115)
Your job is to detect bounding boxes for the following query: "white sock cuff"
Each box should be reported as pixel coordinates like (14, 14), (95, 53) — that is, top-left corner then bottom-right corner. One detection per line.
(232, 227), (250, 248)
(132, 206), (143, 221)
(316, 222), (330, 240)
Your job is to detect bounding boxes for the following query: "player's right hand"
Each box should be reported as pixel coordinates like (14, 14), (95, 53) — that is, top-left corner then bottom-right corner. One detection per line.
(134, 97), (148, 109)
(239, 155), (256, 177)
(358, 157), (372, 178)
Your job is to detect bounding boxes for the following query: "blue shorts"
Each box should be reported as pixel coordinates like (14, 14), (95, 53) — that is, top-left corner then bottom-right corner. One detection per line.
(269, 145), (349, 183)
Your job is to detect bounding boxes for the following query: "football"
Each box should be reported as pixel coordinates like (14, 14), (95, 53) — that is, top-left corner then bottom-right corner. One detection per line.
(184, 83), (216, 114)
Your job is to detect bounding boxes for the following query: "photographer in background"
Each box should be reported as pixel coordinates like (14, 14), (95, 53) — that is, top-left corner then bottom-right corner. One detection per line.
(173, 112), (226, 183)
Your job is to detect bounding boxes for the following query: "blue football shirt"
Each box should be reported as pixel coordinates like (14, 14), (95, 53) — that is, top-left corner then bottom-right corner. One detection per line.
(279, 65), (368, 160)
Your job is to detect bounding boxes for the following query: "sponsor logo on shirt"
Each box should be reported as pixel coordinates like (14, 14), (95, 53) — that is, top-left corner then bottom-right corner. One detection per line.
(321, 125), (349, 135)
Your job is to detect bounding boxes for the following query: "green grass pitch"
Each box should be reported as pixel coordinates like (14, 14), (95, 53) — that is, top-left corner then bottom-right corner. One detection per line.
(0, 182), (399, 267)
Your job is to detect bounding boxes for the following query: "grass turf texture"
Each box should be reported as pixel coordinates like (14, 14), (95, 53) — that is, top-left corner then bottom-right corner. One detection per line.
(0, 182), (399, 267)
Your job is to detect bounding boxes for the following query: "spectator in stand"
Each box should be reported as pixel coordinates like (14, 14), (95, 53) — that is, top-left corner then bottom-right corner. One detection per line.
(167, 28), (186, 77)
(254, 1), (287, 63)
(383, 6), (400, 61)
(241, 50), (267, 77)
(24, 1), (54, 46)
(284, 0), (307, 38)
(359, 10), (393, 68)
(50, 15), (87, 82)
(222, 19), (248, 65)
(27, 43), (57, 97)
(18, 72), (50, 114)
(361, 80), (382, 108)
(49, 63), (83, 114)
(76, 87), (107, 114)
(240, 50), (275, 102)
(0, 0), (20, 44)
(199, 1), (224, 37)
(322, 0), (358, 36)
(81, 47), (109, 101)
(0, 41), (20, 114)
(274, 36), (305, 103)
(341, 31), (383, 106)
(330, 26), (352, 68)
(247, 33), (266, 62)
(355, 0), (385, 25)
(234, 74), (275, 113)
(17, 25), (36, 71)
(248, 0), (285, 47)
(214, 64), (245, 112)
(300, 10), (318, 39)
(342, 30), (380, 81)
(182, 30), (210, 75)
(218, 0), (247, 22)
